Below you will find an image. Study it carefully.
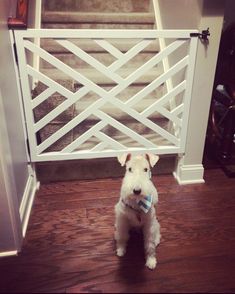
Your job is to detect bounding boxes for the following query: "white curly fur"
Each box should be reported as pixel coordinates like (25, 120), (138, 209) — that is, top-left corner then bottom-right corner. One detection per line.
(114, 153), (161, 270)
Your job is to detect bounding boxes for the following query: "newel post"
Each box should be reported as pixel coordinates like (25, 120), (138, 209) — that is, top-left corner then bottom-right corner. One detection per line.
(8, 0), (29, 29)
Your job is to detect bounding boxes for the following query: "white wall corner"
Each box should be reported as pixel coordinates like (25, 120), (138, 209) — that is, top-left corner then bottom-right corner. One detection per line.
(20, 165), (40, 238)
(173, 158), (205, 185)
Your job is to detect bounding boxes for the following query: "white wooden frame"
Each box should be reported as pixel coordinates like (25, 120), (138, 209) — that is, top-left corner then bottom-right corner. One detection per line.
(14, 29), (198, 162)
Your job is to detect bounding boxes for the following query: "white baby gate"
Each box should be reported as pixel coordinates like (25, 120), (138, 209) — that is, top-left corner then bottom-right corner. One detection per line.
(14, 29), (198, 162)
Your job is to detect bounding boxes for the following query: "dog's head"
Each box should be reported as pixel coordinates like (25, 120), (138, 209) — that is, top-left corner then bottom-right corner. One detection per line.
(118, 153), (159, 199)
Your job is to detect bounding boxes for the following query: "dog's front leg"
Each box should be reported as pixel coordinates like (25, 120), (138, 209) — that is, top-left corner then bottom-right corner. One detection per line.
(143, 214), (160, 270)
(114, 212), (130, 257)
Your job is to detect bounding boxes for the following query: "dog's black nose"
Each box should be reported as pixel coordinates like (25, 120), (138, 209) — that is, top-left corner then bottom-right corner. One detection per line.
(133, 189), (141, 195)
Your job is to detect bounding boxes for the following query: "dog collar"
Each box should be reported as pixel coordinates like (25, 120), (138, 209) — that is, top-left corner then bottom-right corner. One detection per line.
(122, 195), (153, 214)
(137, 195), (153, 213)
(122, 199), (141, 213)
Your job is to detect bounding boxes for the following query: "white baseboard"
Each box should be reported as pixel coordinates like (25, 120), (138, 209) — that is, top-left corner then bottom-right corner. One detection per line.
(20, 174), (40, 237)
(0, 250), (18, 257)
(0, 168), (39, 258)
(173, 164), (205, 185)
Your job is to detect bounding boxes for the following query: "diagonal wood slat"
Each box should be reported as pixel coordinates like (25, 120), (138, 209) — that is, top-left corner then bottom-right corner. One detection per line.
(141, 81), (186, 117)
(28, 65), (74, 99)
(34, 86), (90, 132)
(32, 87), (55, 109)
(171, 104), (184, 117)
(126, 56), (189, 107)
(94, 39), (123, 59)
(95, 131), (126, 151)
(24, 40), (107, 97)
(108, 39), (153, 73)
(56, 39), (124, 84)
(105, 96), (179, 146)
(95, 110), (158, 149)
(61, 121), (107, 153)
(90, 141), (108, 152)
(36, 97), (106, 154)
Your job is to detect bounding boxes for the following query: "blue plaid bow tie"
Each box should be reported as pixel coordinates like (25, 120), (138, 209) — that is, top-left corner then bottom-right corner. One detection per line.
(136, 195), (153, 213)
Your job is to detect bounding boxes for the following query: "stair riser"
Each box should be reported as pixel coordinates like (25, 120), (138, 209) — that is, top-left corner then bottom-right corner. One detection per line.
(42, 12), (155, 24)
(40, 53), (157, 69)
(36, 155), (176, 183)
(41, 39), (160, 54)
(42, 23), (153, 29)
(43, 0), (151, 13)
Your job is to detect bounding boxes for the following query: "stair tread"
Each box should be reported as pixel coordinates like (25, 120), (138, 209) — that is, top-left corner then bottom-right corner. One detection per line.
(42, 11), (155, 24)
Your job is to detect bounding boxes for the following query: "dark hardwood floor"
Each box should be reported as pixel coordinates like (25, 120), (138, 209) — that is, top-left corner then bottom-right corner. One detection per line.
(1, 168), (235, 293)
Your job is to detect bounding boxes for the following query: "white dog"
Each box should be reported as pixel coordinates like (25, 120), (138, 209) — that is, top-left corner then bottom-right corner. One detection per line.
(114, 153), (161, 270)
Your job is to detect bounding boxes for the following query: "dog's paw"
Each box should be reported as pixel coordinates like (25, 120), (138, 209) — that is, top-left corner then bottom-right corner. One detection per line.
(116, 247), (126, 257)
(146, 256), (157, 270)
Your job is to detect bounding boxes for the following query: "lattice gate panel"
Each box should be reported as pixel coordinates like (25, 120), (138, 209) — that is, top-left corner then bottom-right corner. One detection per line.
(14, 29), (198, 161)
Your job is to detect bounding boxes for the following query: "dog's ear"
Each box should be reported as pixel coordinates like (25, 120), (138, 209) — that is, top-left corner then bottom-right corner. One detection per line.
(145, 153), (159, 167)
(117, 153), (131, 166)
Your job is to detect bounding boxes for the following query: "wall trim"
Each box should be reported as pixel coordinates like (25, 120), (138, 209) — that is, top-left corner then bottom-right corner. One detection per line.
(20, 171), (40, 237)
(173, 164), (205, 185)
(0, 250), (18, 257)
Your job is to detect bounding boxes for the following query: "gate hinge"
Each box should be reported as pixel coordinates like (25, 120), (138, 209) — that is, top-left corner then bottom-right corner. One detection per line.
(13, 42), (18, 64)
(26, 138), (31, 157)
(190, 28), (210, 41)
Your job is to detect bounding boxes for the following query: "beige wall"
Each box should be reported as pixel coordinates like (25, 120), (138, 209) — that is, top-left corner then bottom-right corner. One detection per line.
(156, 0), (203, 29)
(0, 0), (29, 253)
(184, 1), (225, 165)
(0, 0), (29, 204)
(0, 88), (22, 253)
(0, 0), (41, 255)
(153, 0), (225, 183)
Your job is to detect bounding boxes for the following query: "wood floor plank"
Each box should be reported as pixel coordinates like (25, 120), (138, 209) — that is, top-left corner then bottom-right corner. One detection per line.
(0, 169), (235, 293)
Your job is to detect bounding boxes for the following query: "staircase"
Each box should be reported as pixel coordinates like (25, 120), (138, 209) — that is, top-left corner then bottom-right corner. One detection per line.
(35, 0), (176, 183)
(41, 0), (154, 28)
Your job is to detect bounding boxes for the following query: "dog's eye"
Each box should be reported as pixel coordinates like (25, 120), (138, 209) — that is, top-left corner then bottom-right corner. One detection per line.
(128, 167), (132, 172)
(144, 168), (148, 172)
